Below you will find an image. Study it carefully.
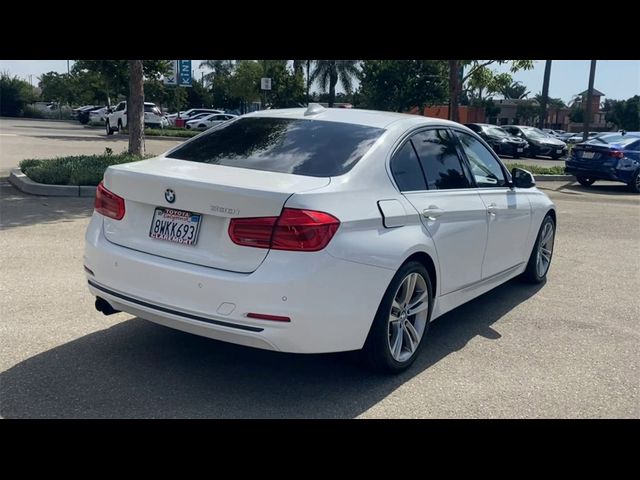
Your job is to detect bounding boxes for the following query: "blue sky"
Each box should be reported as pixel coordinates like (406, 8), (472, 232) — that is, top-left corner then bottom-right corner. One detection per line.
(1, 60), (638, 104)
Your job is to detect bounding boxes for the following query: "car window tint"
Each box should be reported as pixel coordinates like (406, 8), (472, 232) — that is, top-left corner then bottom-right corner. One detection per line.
(167, 117), (384, 177)
(454, 131), (507, 188)
(390, 141), (427, 191)
(411, 129), (470, 190)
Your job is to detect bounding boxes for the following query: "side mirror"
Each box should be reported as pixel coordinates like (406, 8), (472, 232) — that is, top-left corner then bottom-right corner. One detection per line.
(511, 167), (536, 188)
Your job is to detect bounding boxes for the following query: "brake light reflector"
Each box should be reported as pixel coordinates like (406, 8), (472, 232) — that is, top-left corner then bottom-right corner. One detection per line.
(95, 181), (125, 220)
(228, 208), (340, 251)
(608, 150), (624, 158)
(246, 312), (291, 322)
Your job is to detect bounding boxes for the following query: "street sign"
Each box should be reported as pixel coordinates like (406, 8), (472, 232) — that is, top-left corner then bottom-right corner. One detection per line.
(164, 61), (178, 85)
(261, 77), (272, 90)
(178, 60), (192, 87)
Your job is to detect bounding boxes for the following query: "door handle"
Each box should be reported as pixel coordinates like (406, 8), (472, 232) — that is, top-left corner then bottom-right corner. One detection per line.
(422, 206), (444, 220)
(486, 203), (498, 216)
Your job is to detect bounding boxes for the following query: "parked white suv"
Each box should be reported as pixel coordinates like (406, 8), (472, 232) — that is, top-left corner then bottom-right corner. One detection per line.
(106, 101), (168, 135)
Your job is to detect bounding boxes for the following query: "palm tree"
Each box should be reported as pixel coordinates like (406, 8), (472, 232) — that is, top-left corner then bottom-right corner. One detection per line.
(310, 60), (359, 107)
(501, 81), (530, 100)
(199, 60), (234, 85)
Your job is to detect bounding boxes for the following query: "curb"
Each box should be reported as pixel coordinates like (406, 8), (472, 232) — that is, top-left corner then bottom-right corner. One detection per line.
(534, 175), (575, 181)
(146, 135), (194, 141)
(9, 169), (97, 197)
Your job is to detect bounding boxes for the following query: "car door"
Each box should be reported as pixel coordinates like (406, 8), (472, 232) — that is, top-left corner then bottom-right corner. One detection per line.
(452, 129), (532, 279)
(392, 128), (489, 295)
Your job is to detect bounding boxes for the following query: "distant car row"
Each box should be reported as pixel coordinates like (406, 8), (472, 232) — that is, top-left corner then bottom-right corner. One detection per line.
(465, 124), (567, 159)
(70, 103), (237, 134)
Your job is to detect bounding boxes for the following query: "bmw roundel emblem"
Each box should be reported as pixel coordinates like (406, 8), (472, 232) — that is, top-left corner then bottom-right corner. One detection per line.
(165, 189), (175, 203)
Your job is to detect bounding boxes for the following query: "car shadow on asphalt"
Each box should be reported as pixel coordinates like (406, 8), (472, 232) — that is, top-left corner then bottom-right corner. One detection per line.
(0, 279), (544, 418)
(0, 183), (94, 230)
(559, 183), (633, 196)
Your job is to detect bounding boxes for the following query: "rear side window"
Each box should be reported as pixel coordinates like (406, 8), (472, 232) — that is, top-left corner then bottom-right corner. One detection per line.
(390, 142), (427, 191)
(167, 117), (384, 177)
(411, 129), (471, 190)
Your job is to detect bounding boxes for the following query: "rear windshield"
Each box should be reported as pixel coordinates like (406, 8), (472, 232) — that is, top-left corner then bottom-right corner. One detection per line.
(589, 134), (640, 146)
(166, 117), (385, 177)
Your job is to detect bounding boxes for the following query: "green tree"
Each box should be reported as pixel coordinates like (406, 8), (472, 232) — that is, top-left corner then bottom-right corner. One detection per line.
(0, 72), (37, 116)
(199, 60), (234, 85)
(569, 103), (584, 123)
(38, 72), (70, 105)
(185, 79), (213, 108)
(448, 60), (534, 121)
(262, 60), (305, 108)
(359, 60), (447, 113)
(230, 60), (262, 110)
(515, 100), (539, 125)
(311, 60), (360, 107)
(604, 96), (640, 130)
(72, 60), (171, 105)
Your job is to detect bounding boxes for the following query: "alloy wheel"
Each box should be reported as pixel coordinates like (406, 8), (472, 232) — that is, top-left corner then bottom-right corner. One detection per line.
(536, 221), (555, 277)
(387, 272), (429, 362)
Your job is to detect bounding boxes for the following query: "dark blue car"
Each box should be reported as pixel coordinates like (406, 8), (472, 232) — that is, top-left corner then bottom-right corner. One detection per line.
(565, 132), (640, 193)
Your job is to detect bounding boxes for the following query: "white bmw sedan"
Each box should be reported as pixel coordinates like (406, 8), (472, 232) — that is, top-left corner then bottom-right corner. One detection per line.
(85, 105), (556, 372)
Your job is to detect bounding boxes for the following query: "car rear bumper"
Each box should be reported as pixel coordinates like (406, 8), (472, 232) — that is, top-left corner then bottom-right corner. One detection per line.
(84, 214), (394, 353)
(565, 162), (634, 182)
(532, 145), (567, 157)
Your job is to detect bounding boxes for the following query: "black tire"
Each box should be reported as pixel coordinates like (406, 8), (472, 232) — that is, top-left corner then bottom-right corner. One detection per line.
(521, 214), (555, 284)
(197, 124), (206, 129)
(628, 170), (640, 194)
(576, 176), (596, 187)
(361, 261), (433, 373)
(105, 120), (114, 136)
(551, 154), (561, 160)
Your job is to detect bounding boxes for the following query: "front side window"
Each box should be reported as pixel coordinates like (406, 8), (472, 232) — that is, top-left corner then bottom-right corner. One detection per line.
(167, 117), (384, 177)
(116, 102), (125, 112)
(411, 129), (471, 190)
(454, 131), (507, 188)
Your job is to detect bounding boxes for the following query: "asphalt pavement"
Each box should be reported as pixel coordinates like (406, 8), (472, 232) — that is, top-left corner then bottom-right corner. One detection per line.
(0, 118), (638, 418)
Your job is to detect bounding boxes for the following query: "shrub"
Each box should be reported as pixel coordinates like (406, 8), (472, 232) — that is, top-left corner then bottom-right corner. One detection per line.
(145, 128), (199, 138)
(20, 153), (152, 186)
(0, 73), (38, 116)
(504, 162), (566, 175)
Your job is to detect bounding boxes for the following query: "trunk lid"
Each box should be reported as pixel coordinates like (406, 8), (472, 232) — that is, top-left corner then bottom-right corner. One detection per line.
(102, 157), (330, 272)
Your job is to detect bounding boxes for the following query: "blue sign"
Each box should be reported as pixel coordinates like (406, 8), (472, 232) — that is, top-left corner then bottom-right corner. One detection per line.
(178, 60), (192, 87)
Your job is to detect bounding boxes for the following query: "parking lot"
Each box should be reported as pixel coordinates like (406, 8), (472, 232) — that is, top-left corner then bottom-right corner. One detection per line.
(0, 118), (639, 418)
(0, 118), (183, 177)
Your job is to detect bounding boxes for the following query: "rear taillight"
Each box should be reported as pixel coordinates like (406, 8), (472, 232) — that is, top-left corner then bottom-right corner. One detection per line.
(228, 208), (340, 252)
(608, 150), (624, 158)
(95, 181), (125, 220)
(227, 216), (277, 248)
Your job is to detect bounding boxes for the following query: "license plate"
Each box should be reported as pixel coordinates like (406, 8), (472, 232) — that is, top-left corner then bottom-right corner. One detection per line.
(149, 208), (201, 246)
(556, 149), (562, 154)
(582, 151), (595, 159)
(517, 148), (523, 152)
